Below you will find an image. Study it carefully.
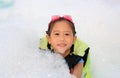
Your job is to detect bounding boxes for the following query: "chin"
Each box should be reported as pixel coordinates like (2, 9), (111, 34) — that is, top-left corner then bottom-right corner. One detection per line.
(54, 49), (66, 54)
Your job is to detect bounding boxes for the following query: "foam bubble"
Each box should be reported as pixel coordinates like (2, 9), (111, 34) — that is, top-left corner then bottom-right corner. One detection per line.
(0, 48), (72, 78)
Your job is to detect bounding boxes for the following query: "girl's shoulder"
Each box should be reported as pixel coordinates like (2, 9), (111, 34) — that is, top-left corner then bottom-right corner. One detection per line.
(65, 53), (83, 69)
(73, 38), (89, 56)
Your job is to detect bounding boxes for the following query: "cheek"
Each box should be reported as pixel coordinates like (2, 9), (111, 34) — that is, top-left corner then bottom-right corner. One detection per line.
(50, 38), (57, 44)
(67, 38), (74, 45)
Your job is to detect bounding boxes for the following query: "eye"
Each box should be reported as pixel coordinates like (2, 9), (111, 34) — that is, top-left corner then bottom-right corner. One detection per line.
(54, 33), (59, 36)
(65, 33), (70, 36)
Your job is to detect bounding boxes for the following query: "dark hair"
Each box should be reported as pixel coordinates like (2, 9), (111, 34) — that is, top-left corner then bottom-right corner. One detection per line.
(46, 17), (76, 36)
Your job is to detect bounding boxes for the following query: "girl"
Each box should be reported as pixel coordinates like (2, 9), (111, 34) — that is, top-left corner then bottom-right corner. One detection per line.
(40, 15), (91, 78)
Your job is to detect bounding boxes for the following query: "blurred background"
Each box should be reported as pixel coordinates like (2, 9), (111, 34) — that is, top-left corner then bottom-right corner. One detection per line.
(0, 0), (120, 78)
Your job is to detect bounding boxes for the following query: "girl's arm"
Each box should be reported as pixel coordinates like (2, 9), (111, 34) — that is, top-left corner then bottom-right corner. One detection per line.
(72, 62), (83, 78)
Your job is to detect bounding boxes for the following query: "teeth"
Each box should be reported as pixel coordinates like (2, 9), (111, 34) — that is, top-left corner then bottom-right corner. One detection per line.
(58, 44), (66, 47)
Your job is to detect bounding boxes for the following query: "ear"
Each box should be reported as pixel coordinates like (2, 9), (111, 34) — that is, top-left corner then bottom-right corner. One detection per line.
(46, 34), (51, 44)
(73, 36), (77, 44)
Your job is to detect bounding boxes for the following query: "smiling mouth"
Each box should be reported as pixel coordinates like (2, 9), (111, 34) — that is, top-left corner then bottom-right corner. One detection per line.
(57, 43), (67, 47)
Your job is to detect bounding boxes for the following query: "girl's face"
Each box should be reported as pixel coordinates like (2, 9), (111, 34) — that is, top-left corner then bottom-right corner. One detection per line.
(46, 20), (76, 55)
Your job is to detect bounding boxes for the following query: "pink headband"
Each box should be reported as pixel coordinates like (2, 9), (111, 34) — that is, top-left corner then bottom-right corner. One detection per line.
(48, 15), (74, 27)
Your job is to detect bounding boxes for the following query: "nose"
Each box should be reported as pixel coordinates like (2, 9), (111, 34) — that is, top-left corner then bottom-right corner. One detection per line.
(59, 34), (65, 41)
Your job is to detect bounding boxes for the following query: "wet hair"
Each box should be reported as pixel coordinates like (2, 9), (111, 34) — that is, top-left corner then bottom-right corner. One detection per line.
(46, 17), (76, 36)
